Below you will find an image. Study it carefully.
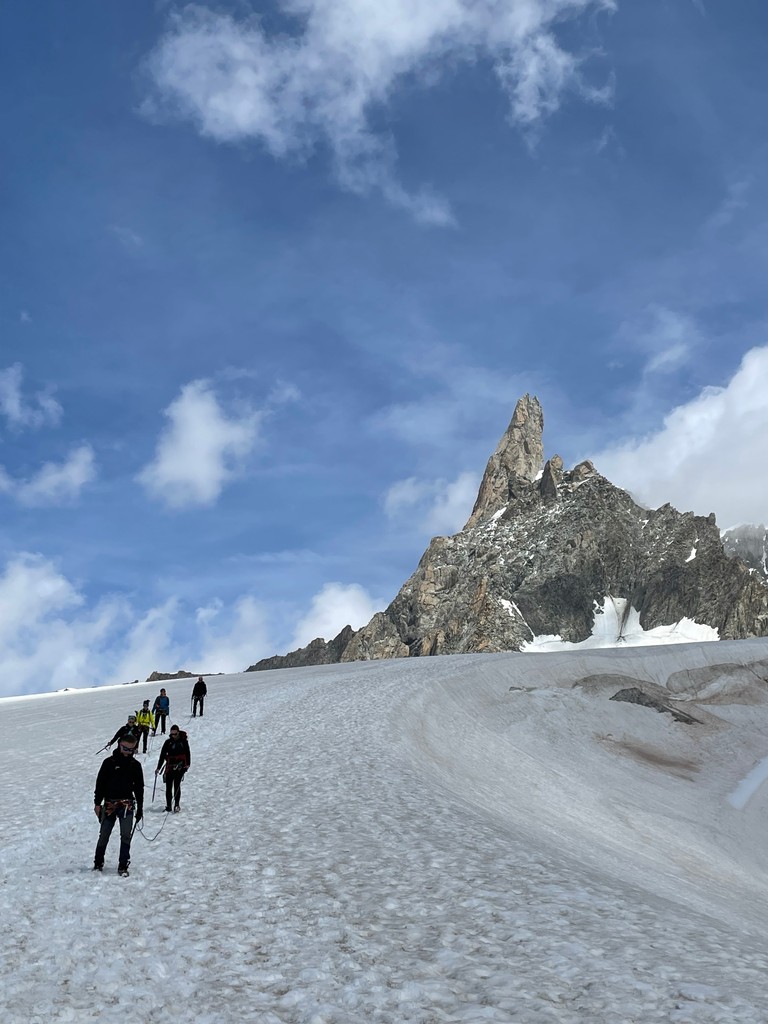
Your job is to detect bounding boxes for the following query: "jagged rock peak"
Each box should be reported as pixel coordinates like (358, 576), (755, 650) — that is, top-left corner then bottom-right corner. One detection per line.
(465, 394), (544, 528)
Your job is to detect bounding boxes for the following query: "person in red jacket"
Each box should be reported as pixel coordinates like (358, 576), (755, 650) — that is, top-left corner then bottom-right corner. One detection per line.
(155, 725), (191, 813)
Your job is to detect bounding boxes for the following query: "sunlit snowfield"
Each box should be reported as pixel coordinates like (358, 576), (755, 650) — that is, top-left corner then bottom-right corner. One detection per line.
(3, 640), (768, 1023)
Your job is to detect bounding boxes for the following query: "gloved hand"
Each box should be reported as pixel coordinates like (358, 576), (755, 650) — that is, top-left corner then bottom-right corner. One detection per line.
(94, 805), (102, 820)
(135, 810), (143, 823)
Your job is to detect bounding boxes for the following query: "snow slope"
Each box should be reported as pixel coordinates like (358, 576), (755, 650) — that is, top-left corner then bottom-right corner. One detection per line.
(2, 640), (768, 1023)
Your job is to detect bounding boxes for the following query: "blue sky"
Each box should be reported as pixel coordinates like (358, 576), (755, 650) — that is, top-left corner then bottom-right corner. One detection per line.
(2, 0), (768, 696)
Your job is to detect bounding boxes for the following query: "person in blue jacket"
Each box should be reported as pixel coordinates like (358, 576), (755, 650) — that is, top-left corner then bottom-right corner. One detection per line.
(152, 688), (170, 735)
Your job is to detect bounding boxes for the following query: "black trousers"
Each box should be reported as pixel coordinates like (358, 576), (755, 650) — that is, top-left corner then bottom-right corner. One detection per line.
(165, 768), (184, 809)
(137, 725), (150, 752)
(95, 805), (134, 869)
(193, 695), (204, 716)
(153, 713), (168, 734)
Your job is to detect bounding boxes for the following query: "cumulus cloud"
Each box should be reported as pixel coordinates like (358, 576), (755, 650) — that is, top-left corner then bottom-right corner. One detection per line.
(0, 552), (276, 697)
(0, 444), (96, 506)
(590, 345), (768, 529)
(385, 471), (479, 535)
(138, 379), (262, 508)
(290, 582), (382, 649)
(195, 596), (271, 672)
(0, 364), (62, 431)
(106, 599), (186, 687)
(143, 0), (614, 220)
(0, 554), (124, 695)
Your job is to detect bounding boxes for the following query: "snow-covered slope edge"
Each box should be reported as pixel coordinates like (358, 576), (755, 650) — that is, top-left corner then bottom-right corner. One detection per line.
(3, 640), (768, 1023)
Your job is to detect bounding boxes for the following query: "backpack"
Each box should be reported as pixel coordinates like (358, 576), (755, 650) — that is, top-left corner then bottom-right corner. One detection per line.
(166, 732), (189, 768)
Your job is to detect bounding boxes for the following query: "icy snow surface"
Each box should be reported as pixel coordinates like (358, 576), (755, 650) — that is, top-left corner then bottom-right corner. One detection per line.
(3, 640), (768, 1023)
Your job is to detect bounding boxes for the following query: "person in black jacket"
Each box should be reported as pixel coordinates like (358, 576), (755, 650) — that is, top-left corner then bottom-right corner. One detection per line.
(155, 725), (191, 813)
(93, 733), (144, 875)
(192, 676), (207, 717)
(107, 714), (139, 748)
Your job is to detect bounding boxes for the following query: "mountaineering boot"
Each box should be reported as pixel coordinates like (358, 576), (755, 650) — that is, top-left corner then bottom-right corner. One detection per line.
(93, 862), (103, 872)
(165, 805), (172, 812)
(173, 804), (180, 813)
(118, 866), (130, 877)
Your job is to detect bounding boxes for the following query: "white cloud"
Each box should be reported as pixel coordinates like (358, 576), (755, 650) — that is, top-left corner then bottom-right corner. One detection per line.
(0, 554), (124, 696)
(426, 471), (480, 533)
(195, 596), (272, 672)
(109, 224), (145, 249)
(0, 364), (62, 431)
(385, 471), (479, 535)
(290, 582), (382, 648)
(0, 552), (276, 697)
(138, 379), (262, 508)
(0, 444), (96, 506)
(590, 345), (768, 529)
(106, 599), (185, 687)
(144, 0), (614, 220)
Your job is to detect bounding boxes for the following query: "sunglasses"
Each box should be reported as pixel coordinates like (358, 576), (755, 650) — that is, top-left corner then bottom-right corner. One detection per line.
(119, 742), (137, 753)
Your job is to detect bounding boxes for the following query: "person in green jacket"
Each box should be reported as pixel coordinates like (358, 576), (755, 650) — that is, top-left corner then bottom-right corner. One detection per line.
(135, 700), (155, 753)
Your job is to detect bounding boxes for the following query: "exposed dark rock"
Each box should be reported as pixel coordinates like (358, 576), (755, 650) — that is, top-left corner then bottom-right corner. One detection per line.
(609, 688), (701, 725)
(247, 625), (357, 672)
(249, 395), (768, 672)
(723, 524), (768, 575)
(146, 670), (196, 682)
(539, 455), (563, 500)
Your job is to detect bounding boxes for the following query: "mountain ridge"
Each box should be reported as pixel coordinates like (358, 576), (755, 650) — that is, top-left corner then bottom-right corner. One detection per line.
(250, 396), (768, 671)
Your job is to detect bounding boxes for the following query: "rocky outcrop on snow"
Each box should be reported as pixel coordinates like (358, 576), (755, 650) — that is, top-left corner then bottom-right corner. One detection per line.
(246, 626), (356, 672)
(146, 669), (196, 682)
(250, 395), (768, 671)
(609, 688), (701, 725)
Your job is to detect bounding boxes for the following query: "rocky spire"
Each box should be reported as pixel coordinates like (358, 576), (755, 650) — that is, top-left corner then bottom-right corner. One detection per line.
(464, 394), (544, 528)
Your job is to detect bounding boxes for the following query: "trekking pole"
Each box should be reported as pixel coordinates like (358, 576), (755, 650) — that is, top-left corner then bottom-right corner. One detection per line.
(152, 772), (158, 804)
(95, 742), (110, 754)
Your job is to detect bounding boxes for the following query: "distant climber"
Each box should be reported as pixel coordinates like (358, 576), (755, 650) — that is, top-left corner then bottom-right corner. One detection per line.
(192, 677), (207, 717)
(152, 688), (170, 735)
(135, 700), (155, 753)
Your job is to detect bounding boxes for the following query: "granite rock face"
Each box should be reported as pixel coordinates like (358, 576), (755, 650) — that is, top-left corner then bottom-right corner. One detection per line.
(465, 394), (544, 528)
(246, 626), (356, 672)
(722, 524), (768, 575)
(249, 396), (768, 671)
